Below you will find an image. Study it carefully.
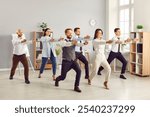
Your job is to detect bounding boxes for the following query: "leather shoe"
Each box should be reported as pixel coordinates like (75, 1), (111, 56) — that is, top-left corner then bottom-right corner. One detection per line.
(74, 87), (82, 93)
(25, 80), (30, 84)
(55, 80), (59, 87)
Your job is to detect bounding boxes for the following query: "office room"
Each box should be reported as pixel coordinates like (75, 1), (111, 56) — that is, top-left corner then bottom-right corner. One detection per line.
(0, 0), (150, 100)
(0, 0), (150, 116)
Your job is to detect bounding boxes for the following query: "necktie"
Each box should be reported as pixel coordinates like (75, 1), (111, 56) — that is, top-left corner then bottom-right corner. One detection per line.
(80, 40), (82, 52)
(118, 37), (120, 52)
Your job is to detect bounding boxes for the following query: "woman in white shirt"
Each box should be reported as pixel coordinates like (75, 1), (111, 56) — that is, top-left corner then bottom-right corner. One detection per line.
(38, 28), (57, 80)
(88, 29), (112, 89)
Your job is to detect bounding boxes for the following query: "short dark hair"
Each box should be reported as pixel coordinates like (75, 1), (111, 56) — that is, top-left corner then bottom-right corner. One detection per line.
(74, 27), (80, 32)
(65, 28), (72, 34)
(114, 28), (120, 33)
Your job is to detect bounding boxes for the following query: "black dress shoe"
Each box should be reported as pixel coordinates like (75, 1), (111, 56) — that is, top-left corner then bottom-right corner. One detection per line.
(120, 75), (127, 79)
(97, 72), (102, 75)
(38, 74), (41, 78)
(55, 80), (59, 87)
(74, 87), (82, 93)
(9, 77), (13, 80)
(25, 80), (30, 84)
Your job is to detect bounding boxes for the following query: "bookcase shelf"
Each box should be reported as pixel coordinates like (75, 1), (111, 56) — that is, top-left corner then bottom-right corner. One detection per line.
(129, 32), (150, 77)
(33, 31), (52, 70)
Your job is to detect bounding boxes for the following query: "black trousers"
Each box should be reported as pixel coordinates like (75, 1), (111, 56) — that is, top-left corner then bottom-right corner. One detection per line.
(75, 52), (89, 78)
(56, 60), (81, 87)
(98, 51), (127, 74)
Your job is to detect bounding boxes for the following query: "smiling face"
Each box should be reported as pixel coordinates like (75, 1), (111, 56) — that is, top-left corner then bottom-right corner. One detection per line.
(75, 28), (80, 36)
(96, 30), (103, 39)
(65, 29), (73, 39)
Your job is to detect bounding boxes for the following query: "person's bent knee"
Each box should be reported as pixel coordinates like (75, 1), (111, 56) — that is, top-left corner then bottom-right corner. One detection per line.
(84, 60), (88, 65)
(124, 60), (128, 66)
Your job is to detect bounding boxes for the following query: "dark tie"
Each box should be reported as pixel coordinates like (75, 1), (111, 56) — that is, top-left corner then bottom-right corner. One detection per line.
(118, 37), (120, 52)
(80, 40), (82, 52)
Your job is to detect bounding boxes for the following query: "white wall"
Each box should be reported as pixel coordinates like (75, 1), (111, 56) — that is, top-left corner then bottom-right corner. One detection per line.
(0, 0), (106, 69)
(134, 0), (150, 31)
(0, 0), (106, 37)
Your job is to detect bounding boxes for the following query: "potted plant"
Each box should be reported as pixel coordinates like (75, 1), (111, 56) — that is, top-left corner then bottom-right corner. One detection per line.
(39, 22), (47, 31)
(136, 25), (144, 32)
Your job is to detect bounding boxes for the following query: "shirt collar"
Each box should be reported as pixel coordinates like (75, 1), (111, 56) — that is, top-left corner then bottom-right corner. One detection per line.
(115, 36), (120, 38)
(75, 35), (80, 38)
(65, 38), (72, 42)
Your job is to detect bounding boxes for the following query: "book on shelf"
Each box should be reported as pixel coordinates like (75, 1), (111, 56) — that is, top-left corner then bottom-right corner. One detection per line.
(130, 32), (143, 41)
(136, 66), (142, 74)
(136, 32), (143, 39)
(138, 59), (142, 64)
(137, 55), (142, 64)
(36, 41), (41, 50)
(137, 43), (143, 53)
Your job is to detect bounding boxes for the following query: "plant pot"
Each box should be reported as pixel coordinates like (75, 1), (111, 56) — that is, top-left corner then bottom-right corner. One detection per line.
(137, 29), (143, 32)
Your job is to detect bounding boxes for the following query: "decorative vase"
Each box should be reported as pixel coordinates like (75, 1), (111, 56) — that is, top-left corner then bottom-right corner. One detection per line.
(138, 29), (143, 32)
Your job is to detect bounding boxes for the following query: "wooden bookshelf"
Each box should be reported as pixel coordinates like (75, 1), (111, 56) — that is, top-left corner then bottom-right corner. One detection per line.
(33, 31), (52, 70)
(129, 32), (150, 76)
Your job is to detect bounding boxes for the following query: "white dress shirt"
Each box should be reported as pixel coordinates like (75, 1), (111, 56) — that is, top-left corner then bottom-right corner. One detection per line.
(111, 36), (125, 53)
(74, 35), (84, 52)
(12, 34), (29, 56)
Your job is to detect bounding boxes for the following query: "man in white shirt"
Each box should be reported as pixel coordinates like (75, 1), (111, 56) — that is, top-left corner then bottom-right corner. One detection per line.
(97, 28), (131, 79)
(9, 29), (30, 84)
(74, 27), (90, 79)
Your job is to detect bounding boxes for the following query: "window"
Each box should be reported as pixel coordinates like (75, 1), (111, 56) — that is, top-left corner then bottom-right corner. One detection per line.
(131, 0), (134, 4)
(120, 8), (129, 38)
(120, 0), (130, 6)
(119, 0), (134, 50)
